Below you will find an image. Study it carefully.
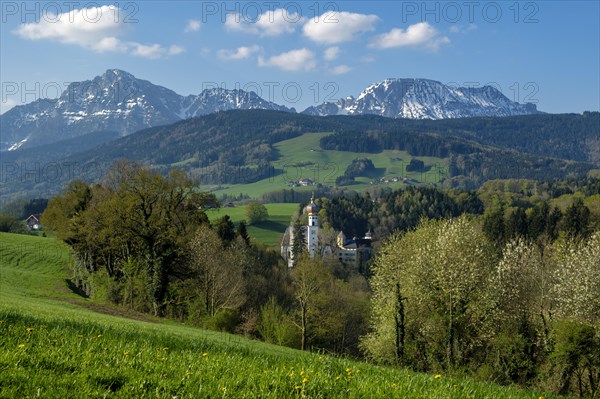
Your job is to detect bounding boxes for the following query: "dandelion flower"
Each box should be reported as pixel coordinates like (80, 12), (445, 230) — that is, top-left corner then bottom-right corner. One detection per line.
(202, 352), (208, 357)
(26, 328), (34, 332)
(18, 343), (25, 348)
(295, 386), (301, 390)
(434, 374), (442, 379)
(392, 383), (397, 388)
(302, 377), (308, 384)
(335, 376), (342, 381)
(124, 351), (130, 356)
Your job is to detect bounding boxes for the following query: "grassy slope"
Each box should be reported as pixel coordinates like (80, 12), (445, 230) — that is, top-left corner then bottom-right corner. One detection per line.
(206, 132), (449, 199)
(0, 232), (565, 398)
(205, 203), (299, 247)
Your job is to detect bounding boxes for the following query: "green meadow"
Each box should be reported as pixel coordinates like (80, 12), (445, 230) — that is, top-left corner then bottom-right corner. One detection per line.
(206, 132), (449, 199)
(205, 203), (299, 247)
(0, 232), (565, 398)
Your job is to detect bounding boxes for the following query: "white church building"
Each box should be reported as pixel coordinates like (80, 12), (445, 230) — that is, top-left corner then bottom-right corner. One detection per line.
(281, 196), (372, 268)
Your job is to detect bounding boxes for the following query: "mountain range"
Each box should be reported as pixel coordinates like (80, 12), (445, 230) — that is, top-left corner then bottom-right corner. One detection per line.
(0, 69), (292, 151)
(1, 69), (539, 151)
(301, 79), (539, 119)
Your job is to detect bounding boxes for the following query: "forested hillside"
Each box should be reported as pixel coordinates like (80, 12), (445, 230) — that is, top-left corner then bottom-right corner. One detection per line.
(2, 111), (598, 199)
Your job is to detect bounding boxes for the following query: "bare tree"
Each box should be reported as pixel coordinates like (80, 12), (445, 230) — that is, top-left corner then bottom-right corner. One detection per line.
(189, 225), (246, 317)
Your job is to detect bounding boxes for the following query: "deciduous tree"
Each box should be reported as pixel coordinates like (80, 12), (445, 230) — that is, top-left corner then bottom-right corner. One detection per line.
(291, 254), (329, 350)
(245, 202), (269, 225)
(189, 225), (246, 318)
(362, 216), (496, 370)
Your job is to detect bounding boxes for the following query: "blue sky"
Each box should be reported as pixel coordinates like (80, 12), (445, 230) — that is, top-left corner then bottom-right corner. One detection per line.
(1, 1), (598, 114)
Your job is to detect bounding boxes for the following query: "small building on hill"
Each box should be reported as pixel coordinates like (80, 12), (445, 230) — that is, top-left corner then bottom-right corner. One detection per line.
(25, 214), (42, 230)
(335, 231), (373, 267)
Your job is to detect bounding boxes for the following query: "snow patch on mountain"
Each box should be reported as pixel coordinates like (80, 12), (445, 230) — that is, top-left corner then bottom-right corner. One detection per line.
(8, 137), (28, 151)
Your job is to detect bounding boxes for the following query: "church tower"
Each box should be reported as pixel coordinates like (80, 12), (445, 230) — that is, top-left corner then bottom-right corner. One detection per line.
(305, 195), (319, 257)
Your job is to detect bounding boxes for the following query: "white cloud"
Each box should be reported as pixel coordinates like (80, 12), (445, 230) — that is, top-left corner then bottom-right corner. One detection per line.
(130, 44), (185, 59)
(13, 5), (183, 59)
(226, 8), (304, 37)
(217, 45), (260, 61)
(130, 44), (164, 59)
(330, 65), (352, 75)
(449, 23), (478, 34)
(14, 5), (127, 44)
(93, 37), (129, 53)
(324, 46), (340, 61)
(370, 22), (450, 51)
(303, 11), (379, 44)
(168, 45), (185, 55)
(185, 19), (201, 33)
(258, 48), (317, 72)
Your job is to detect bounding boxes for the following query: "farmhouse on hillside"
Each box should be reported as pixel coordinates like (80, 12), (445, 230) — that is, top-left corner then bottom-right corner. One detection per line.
(25, 214), (42, 230)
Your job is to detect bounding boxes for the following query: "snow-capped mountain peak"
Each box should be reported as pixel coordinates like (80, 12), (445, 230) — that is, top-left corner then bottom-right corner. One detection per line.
(1, 70), (293, 151)
(302, 78), (539, 119)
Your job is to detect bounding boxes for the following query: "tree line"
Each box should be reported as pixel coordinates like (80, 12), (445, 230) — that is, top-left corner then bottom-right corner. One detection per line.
(319, 177), (599, 244)
(41, 161), (371, 356)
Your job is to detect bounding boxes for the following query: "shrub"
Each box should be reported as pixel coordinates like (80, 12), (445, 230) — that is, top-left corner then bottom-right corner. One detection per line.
(204, 309), (240, 333)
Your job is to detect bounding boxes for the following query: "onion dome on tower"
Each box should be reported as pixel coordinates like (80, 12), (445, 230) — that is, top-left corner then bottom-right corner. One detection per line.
(305, 194), (319, 216)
